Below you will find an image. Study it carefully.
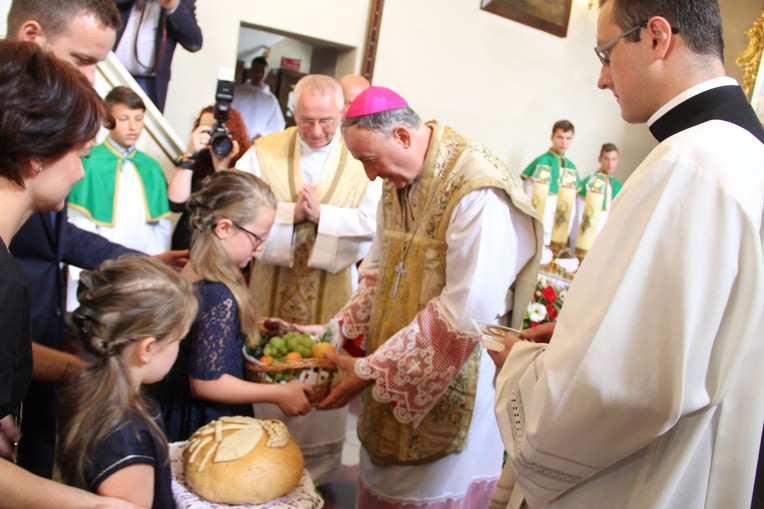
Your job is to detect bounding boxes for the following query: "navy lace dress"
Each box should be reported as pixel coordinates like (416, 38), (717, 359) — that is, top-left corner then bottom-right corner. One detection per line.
(155, 281), (253, 442)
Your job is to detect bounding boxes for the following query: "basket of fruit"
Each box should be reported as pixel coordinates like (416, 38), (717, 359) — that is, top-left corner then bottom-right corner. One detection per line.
(244, 319), (338, 405)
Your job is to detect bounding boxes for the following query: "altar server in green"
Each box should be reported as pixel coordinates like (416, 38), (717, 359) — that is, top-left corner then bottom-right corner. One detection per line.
(68, 86), (172, 308)
(521, 120), (577, 249)
(520, 119), (577, 194)
(570, 142), (623, 245)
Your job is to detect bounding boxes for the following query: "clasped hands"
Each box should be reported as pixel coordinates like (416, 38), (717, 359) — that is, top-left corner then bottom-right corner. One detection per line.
(293, 184), (321, 224)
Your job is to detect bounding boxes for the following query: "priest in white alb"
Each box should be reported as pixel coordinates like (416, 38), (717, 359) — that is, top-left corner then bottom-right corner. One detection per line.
(489, 1), (764, 508)
(235, 74), (381, 484)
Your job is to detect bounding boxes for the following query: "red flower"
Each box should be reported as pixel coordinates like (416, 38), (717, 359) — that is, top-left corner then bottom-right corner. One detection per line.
(546, 304), (558, 320)
(540, 285), (557, 303)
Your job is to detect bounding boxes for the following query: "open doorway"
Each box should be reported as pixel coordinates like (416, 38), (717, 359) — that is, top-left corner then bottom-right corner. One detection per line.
(236, 23), (355, 126)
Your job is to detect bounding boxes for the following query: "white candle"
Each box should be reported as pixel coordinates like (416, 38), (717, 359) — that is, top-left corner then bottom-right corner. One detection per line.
(575, 190), (605, 251)
(551, 186), (576, 245)
(530, 181), (550, 218)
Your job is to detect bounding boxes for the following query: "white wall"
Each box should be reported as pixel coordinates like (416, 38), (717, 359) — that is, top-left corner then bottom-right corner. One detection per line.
(265, 37), (313, 75)
(370, 0), (653, 181)
(163, 0), (369, 141)
(0, 0), (6, 36)
(163, 0), (651, 181)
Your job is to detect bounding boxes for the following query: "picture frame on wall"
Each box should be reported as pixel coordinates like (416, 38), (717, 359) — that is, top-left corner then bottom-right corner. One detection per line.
(481, 0), (573, 38)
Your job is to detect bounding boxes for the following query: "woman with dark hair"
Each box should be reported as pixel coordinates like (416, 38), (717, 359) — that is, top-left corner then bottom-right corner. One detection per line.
(0, 38), (136, 508)
(167, 106), (252, 250)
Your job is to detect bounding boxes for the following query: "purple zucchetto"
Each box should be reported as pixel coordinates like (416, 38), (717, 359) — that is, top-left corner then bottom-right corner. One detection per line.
(345, 86), (408, 119)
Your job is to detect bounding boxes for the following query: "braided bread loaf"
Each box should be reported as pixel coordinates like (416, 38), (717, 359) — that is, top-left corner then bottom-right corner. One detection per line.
(183, 416), (304, 504)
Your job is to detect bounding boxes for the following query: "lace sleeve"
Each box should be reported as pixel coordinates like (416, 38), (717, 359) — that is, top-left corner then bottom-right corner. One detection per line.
(329, 268), (378, 357)
(189, 290), (237, 380)
(355, 298), (479, 426)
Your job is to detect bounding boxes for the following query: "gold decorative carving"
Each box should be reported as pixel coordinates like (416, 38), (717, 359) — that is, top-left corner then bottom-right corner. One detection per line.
(736, 8), (764, 99)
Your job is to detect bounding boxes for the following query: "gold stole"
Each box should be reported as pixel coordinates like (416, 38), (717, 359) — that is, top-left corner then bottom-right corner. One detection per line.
(250, 127), (370, 324)
(358, 121), (542, 465)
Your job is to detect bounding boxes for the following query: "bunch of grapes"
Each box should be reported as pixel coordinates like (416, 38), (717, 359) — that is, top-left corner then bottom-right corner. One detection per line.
(261, 319), (289, 338)
(262, 331), (315, 363)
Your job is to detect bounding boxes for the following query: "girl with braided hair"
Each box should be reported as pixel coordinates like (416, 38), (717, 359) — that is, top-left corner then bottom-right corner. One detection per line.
(57, 256), (198, 507)
(156, 169), (312, 442)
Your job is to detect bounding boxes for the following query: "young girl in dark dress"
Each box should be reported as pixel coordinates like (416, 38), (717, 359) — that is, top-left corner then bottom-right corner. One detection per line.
(156, 170), (312, 442)
(57, 257), (199, 508)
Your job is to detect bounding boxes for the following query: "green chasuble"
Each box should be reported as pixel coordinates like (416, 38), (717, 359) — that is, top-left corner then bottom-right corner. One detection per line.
(520, 150), (577, 193)
(68, 139), (170, 226)
(578, 170), (623, 210)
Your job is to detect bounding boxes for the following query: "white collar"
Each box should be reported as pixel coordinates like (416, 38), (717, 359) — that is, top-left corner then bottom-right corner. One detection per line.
(109, 138), (135, 157)
(648, 76), (737, 126)
(243, 80), (269, 92)
(299, 132), (340, 156)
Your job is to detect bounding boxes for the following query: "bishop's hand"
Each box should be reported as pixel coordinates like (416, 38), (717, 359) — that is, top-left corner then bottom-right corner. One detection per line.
(316, 351), (372, 410)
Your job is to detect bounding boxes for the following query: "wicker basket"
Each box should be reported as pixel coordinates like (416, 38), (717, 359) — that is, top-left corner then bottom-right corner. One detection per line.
(244, 357), (337, 405)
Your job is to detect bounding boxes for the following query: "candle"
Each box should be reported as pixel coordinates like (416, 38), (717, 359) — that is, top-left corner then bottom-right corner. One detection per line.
(530, 181), (550, 218)
(551, 186), (576, 245)
(575, 190), (605, 251)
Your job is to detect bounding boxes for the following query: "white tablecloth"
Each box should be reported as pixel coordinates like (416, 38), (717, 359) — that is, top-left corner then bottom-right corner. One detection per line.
(169, 441), (323, 508)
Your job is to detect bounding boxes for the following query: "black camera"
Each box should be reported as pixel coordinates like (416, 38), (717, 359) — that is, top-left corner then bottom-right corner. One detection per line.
(209, 77), (235, 159)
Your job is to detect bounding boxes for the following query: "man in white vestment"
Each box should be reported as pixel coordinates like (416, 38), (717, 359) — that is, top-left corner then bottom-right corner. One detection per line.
(489, 1), (764, 508)
(232, 56), (285, 140)
(235, 74), (381, 484)
(316, 86), (542, 508)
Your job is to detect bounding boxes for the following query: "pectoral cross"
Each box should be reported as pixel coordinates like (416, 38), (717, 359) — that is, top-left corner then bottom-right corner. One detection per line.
(392, 261), (407, 298)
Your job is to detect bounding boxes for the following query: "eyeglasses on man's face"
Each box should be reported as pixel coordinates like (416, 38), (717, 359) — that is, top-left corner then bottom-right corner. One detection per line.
(594, 22), (645, 67)
(233, 222), (267, 245)
(594, 21), (679, 67)
(296, 117), (336, 129)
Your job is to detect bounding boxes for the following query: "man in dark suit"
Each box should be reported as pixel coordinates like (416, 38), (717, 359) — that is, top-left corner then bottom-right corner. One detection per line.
(7, 0), (186, 478)
(113, 0), (202, 112)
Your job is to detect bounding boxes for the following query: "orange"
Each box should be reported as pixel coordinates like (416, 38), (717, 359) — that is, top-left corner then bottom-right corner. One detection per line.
(285, 351), (303, 363)
(311, 342), (336, 359)
(259, 355), (273, 365)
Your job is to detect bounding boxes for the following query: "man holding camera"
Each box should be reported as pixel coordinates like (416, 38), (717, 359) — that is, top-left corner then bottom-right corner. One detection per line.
(235, 74), (381, 483)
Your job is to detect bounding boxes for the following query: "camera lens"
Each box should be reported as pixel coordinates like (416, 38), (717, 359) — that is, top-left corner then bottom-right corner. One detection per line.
(209, 124), (233, 158)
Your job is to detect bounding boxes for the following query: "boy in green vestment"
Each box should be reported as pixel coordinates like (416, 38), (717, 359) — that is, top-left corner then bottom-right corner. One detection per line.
(67, 86), (172, 309)
(578, 142), (623, 203)
(569, 143), (624, 248)
(520, 119), (577, 193)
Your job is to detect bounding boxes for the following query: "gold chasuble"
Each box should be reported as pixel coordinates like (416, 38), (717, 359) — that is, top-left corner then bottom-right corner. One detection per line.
(358, 121), (542, 465)
(250, 127), (370, 324)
